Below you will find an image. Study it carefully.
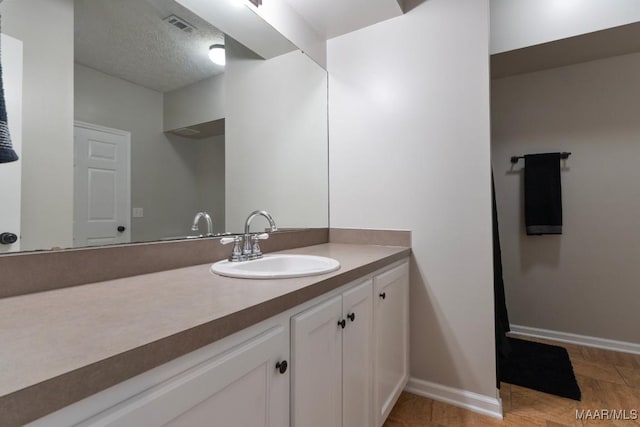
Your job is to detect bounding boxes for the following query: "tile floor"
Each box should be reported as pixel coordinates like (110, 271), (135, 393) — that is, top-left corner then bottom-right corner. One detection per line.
(384, 335), (640, 426)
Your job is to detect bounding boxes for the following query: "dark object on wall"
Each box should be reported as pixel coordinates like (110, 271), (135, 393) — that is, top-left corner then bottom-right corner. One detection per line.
(499, 337), (581, 401)
(510, 152), (571, 164)
(0, 14), (19, 164)
(0, 232), (18, 245)
(524, 153), (563, 235)
(492, 173), (511, 388)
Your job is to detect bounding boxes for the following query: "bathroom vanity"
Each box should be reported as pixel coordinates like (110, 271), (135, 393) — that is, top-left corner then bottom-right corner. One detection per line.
(0, 241), (409, 427)
(0, 0), (413, 424)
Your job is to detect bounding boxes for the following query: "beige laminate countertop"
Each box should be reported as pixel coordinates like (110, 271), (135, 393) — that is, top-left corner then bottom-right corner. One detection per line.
(0, 243), (409, 426)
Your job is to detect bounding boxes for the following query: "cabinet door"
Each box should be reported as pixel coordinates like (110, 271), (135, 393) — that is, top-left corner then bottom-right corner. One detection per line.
(78, 326), (289, 427)
(342, 280), (373, 427)
(373, 262), (410, 427)
(291, 295), (343, 427)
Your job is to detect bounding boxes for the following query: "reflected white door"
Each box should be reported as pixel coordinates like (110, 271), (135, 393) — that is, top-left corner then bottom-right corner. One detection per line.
(0, 34), (23, 254)
(74, 122), (130, 247)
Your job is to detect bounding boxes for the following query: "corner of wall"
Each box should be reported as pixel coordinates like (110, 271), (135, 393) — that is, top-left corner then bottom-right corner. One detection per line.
(406, 377), (503, 419)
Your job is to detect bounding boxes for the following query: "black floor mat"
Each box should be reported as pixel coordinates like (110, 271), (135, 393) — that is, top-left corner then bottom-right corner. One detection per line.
(499, 337), (581, 401)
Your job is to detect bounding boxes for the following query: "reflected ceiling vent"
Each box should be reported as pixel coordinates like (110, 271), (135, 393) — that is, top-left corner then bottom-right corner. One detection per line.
(171, 127), (201, 137)
(163, 15), (196, 33)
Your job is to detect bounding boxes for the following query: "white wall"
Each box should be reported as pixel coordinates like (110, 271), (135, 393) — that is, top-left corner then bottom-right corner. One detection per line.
(75, 64), (211, 242)
(492, 52), (640, 344)
(252, 0), (326, 68)
(163, 74), (225, 132)
(491, 0), (640, 54)
(0, 0), (74, 251)
(329, 0), (496, 401)
(195, 135), (225, 234)
(225, 40), (328, 233)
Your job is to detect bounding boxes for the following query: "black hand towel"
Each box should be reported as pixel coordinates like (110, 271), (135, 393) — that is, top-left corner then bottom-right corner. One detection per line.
(524, 153), (562, 235)
(0, 14), (19, 164)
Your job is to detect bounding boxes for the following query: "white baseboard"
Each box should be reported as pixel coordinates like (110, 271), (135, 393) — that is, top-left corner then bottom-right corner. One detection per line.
(405, 377), (503, 419)
(510, 325), (640, 355)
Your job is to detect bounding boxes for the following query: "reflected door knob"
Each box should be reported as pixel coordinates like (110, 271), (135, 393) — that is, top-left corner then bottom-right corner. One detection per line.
(276, 360), (288, 374)
(117, 226), (126, 232)
(0, 232), (18, 245)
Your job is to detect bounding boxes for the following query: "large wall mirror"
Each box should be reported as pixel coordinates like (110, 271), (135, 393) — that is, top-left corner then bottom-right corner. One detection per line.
(0, 0), (328, 254)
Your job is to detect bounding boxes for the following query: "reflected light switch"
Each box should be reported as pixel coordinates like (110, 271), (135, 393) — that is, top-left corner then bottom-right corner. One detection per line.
(133, 208), (144, 218)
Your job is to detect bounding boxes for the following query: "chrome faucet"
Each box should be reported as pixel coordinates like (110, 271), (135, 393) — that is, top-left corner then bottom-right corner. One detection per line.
(220, 210), (277, 262)
(244, 210), (277, 235)
(191, 212), (214, 237)
(243, 210), (278, 259)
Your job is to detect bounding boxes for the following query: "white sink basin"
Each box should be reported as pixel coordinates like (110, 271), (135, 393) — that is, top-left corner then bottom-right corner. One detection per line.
(211, 254), (340, 279)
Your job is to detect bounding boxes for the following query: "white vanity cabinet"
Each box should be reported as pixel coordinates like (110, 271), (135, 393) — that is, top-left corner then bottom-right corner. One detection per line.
(373, 262), (410, 427)
(29, 258), (409, 427)
(291, 260), (409, 427)
(291, 279), (373, 427)
(30, 320), (290, 427)
(82, 325), (289, 427)
(291, 294), (344, 427)
(342, 280), (375, 427)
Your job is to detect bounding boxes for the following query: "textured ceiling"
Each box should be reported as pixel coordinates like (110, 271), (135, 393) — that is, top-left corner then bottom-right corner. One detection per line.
(75, 0), (225, 93)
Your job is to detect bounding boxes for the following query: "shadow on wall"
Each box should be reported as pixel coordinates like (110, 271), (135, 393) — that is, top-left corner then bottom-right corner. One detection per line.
(410, 255), (489, 393)
(401, 0), (428, 13)
(504, 166), (561, 272)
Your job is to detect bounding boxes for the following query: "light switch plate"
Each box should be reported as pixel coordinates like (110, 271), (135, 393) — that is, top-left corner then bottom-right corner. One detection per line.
(133, 208), (144, 218)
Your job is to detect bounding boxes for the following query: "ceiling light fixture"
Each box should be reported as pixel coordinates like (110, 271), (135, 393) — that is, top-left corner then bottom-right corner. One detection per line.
(208, 44), (225, 66)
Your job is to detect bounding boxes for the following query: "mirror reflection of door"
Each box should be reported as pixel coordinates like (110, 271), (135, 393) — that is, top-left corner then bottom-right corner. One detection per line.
(0, 0), (328, 253)
(0, 34), (23, 254)
(73, 122), (131, 247)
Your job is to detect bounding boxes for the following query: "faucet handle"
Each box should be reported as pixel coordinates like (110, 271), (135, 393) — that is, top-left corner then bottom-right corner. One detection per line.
(220, 236), (238, 245)
(250, 233), (270, 258)
(221, 236), (244, 262)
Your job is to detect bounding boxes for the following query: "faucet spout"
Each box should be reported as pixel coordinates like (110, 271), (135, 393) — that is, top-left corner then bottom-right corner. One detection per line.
(191, 212), (214, 236)
(244, 210), (278, 235)
(242, 210), (277, 258)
